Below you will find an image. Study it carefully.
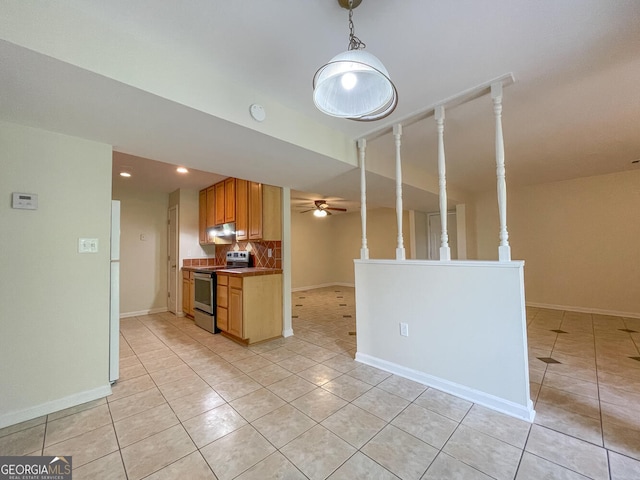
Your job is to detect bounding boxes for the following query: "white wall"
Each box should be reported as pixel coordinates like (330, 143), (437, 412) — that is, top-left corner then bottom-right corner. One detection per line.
(170, 189), (214, 312)
(474, 169), (640, 316)
(355, 260), (533, 421)
(0, 122), (113, 427)
(112, 186), (169, 316)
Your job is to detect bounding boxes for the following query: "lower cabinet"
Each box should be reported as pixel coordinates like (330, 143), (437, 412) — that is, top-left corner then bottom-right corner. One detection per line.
(228, 277), (243, 338)
(217, 274), (229, 331)
(182, 270), (194, 318)
(216, 273), (282, 344)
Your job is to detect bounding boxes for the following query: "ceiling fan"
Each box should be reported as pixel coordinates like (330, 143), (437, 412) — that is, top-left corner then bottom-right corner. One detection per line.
(301, 200), (347, 217)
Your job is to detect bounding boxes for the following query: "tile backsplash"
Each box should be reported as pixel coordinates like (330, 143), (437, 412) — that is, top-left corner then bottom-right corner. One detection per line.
(184, 241), (282, 269)
(183, 257), (218, 267)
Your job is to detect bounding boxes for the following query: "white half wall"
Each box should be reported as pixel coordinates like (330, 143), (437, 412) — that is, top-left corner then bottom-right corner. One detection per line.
(354, 259), (534, 421)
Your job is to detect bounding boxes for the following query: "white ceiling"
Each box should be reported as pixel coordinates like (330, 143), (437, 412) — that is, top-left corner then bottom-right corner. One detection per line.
(2, 1), (640, 213)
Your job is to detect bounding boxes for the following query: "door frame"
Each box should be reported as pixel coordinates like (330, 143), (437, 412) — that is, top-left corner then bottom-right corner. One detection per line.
(168, 205), (179, 314)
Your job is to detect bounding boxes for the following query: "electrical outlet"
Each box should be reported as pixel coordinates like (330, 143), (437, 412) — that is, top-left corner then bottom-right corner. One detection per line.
(268, 248), (273, 258)
(400, 322), (409, 337)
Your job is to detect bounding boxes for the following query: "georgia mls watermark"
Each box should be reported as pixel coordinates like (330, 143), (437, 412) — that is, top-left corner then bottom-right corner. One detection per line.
(0, 456), (72, 480)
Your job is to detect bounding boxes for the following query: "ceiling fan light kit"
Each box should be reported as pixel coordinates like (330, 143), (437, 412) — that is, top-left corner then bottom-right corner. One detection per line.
(313, 0), (397, 121)
(301, 199), (348, 217)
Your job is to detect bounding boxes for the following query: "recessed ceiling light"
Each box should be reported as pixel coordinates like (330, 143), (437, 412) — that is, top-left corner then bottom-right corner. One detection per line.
(120, 172), (131, 178)
(177, 167), (189, 173)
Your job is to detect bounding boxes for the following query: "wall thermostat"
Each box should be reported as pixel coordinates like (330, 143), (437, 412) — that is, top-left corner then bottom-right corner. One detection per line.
(12, 192), (38, 210)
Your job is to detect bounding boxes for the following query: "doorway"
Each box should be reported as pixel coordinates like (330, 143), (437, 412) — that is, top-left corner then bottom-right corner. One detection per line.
(427, 212), (458, 260)
(168, 205), (178, 314)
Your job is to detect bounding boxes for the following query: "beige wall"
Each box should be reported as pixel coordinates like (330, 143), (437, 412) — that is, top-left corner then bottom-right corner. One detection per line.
(0, 122), (112, 426)
(112, 185), (169, 316)
(474, 169), (640, 316)
(291, 208), (410, 289)
(291, 211), (335, 289)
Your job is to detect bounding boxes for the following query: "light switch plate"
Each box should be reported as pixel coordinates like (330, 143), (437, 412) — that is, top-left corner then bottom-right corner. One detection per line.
(78, 238), (99, 253)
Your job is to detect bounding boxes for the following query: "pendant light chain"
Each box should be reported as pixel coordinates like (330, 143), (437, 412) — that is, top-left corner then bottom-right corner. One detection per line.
(347, 0), (366, 51)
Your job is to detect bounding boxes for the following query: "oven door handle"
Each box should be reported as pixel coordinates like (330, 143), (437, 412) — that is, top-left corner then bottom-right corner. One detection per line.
(194, 272), (213, 280)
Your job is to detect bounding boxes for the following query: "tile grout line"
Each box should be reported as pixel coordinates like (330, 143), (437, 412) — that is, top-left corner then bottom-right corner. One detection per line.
(588, 311), (608, 460)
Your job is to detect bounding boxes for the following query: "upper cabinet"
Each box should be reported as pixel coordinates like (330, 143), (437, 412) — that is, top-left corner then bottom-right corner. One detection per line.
(199, 177), (281, 245)
(236, 179), (248, 241)
(199, 189), (208, 244)
(224, 177), (236, 223)
(248, 182), (262, 240)
(214, 181), (225, 226)
(206, 185), (216, 228)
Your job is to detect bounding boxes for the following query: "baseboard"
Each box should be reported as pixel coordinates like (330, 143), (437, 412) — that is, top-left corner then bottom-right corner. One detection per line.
(526, 302), (640, 319)
(292, 282), (355, 292)
(355, 352), (536, 422)
(282, 328), (294, 338)
(120, 307), (168, 319)
(0, 384), (113, 429)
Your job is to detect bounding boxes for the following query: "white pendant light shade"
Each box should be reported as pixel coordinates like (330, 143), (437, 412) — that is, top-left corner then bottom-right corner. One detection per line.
(313, 49), (398, 121)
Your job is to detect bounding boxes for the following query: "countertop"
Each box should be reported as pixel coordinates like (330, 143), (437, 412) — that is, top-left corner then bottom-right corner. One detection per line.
(182, 265), (282, 277)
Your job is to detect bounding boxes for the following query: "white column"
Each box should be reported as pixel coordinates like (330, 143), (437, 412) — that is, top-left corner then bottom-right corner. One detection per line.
(281, 187), (293, 337)
(394, 124), (405, 260)
(492, 82), (511, 261)
(435, 106), (451, 261)
(358, 139), (369, 260)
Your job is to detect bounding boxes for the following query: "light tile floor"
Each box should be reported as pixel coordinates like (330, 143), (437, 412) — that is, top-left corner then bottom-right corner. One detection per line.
(2, 287), (640, 479)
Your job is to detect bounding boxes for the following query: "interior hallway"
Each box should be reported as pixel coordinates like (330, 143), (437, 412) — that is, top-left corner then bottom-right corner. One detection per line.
(1, 287), (639, 479)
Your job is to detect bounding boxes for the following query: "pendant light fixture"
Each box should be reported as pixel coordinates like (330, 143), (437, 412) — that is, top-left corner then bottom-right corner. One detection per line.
(313, 0), (398, 121)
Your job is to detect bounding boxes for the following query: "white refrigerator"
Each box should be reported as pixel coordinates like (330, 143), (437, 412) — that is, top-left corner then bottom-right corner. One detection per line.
(110, 200), (120, 383)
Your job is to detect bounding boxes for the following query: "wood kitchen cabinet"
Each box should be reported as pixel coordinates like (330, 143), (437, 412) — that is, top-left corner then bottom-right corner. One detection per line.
(206, 185), (216, 228)
(228, 277), (243, 338)
(235, 179), (248, 240)
(182, 270), (194, 318)
(224, 177), (236, 223)
(216, 274), (229, 331)
(216, 273), (282, 344)
(248, 182), (263, 240)
(236, 181), (282, 242)
(199, 186), (216, 245)
(214, 182), (225, 226)
(200, 178), (281, 241)
(198, 189), (207, 244)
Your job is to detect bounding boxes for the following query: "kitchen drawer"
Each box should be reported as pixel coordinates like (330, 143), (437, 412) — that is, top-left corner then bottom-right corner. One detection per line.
(230, 277), (242, 289)
(218, 275), (228, 286)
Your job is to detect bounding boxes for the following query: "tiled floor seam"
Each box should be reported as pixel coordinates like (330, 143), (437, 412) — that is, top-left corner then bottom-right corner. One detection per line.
(588, 311), (608, 454)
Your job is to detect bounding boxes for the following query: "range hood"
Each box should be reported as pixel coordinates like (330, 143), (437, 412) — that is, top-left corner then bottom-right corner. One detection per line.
(208, 222), (235, 245)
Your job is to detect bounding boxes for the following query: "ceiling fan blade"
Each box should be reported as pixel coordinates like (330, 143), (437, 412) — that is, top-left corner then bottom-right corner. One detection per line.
(300, 209), (314, 213)
(326, 207), (347, 212)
